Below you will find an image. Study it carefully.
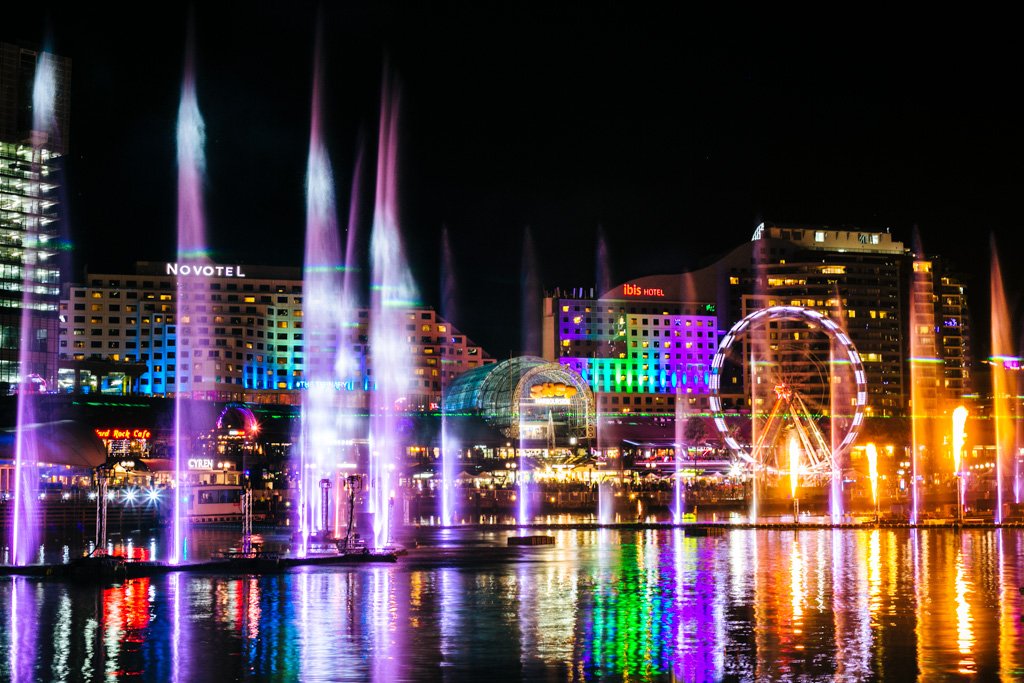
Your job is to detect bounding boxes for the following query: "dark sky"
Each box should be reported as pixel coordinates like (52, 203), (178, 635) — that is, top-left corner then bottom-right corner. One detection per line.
(5, 4), (1024, 358)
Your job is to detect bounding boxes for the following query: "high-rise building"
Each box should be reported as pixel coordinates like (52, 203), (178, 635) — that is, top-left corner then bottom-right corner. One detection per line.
(934, 264), (972, 399)
(57, 262), (493, 407)
(0, 42), (71, 392)
(544, 223), (975, 424)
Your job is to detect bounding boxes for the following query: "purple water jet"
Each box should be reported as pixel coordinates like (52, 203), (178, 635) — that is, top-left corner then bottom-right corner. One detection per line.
(440, 229), (458, 525)
(673, 388), (685, 524)
(299, 33), (345, 553)
(828, 292), (854, 524)
(172, 34), (209, 564)
(518, 230), (541, 525)
(11, 49), (60, 566)
(368, 75), (419, 548)
(593, 229), (613, 524)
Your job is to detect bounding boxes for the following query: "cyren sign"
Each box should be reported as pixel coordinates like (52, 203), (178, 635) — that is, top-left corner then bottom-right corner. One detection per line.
(188, 458), (215, 470)
(95, 428), (152, 440)
(623, 283), (665, 298)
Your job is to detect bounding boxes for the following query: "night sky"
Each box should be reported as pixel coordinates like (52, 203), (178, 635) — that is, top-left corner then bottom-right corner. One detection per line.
(4, 4), (1023, 358)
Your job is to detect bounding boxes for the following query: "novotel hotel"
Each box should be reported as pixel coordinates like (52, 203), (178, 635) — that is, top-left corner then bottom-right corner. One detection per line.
(57, 261), (492, 406)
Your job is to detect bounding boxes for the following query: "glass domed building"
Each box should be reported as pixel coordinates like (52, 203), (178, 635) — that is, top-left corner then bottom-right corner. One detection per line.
(443, 356), (595, 444)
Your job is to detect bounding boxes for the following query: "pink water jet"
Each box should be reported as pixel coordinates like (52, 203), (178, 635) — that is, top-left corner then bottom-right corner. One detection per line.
(172, 33), (209, 564)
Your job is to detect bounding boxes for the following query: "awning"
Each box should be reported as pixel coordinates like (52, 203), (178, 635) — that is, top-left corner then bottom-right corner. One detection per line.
(0, 420), (107, 469)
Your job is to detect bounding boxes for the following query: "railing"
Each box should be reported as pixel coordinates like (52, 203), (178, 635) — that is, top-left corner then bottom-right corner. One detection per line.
(0, 499), (163, 531)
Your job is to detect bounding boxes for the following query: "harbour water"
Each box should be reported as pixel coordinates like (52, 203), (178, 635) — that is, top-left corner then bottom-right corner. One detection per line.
(2, 525), (1022, 681)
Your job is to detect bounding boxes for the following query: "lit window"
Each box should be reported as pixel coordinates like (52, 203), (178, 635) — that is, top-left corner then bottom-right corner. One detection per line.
(814, 231), (825, 242)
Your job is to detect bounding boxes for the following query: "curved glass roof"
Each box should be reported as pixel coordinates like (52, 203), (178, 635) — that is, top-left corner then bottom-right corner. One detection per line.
(444, 356), (549, 417)
(443, 356), (595, 439)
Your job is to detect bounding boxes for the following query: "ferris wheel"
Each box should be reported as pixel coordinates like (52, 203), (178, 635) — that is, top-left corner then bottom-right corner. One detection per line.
(708, 306), (868, 475)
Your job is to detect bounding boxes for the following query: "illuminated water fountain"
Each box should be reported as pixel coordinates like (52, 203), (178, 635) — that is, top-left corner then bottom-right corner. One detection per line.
(518, 230), (541, 525)
(991, 244), (1014, 524)
(171, 36), (209, 564)
(597, 479), (614, 525)
(10, 49), (59, 566)
(298, 36), (346, 554)
(593, 231), (612, 525)
(672, 389), (685, 524)
(368, 75), (419, 548)
(789, 434), (801, 521)
(439, 230), (458, 526)
(952, 406), (968, 522)
(866, 442), (879, 521)
(908, 253), (943, 525)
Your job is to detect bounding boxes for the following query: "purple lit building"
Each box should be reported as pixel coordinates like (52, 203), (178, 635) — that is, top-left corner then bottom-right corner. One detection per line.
(542, 288), (719, 416)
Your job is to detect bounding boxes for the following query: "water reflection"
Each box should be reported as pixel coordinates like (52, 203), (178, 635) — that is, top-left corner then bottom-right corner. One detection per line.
(2, 529), (1024, 680)
(998, 530), (1024, 680)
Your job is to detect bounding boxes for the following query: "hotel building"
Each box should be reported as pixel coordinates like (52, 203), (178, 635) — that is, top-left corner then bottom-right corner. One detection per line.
(542, 288), (720, 415)
(57, 261), (492, 407)
(545, 223), (974, 421)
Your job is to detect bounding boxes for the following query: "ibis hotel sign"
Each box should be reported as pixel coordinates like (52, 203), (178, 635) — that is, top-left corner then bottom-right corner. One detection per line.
(623, 283), (665, 298)
(166, 263), (247, 278)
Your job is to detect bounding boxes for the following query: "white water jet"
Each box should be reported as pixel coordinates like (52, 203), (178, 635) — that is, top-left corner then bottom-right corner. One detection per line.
(299, 36), (345, 554)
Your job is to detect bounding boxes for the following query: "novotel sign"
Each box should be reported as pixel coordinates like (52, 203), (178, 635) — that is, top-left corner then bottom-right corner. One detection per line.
(165, 263), (247, 278)
(623, 283), (665, 298)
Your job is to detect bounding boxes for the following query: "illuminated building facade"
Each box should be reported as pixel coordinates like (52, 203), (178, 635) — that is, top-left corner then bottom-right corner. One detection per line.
(935, 265), (972, 398)
(545, 223), (974, 420)
(542, 290), (719, 415)
(57, 261), (492, 406)
(0, 43), (70, 391)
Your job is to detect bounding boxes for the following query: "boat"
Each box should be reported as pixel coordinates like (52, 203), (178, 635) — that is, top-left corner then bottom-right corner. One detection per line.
(211, 548), (284, 574)
(185, 484), (244, 524)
